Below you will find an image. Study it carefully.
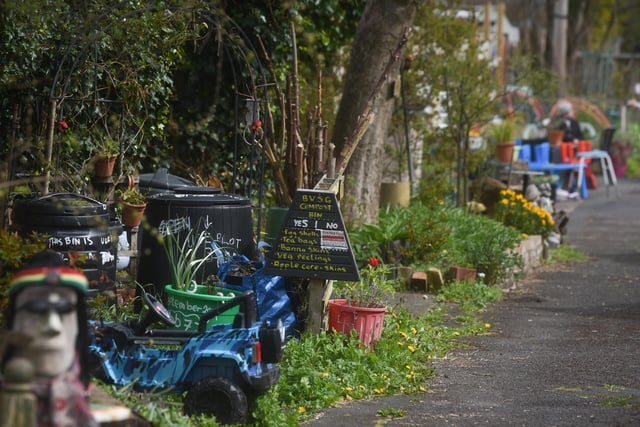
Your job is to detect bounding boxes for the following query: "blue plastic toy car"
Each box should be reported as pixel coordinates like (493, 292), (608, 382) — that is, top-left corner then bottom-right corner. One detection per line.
(88, 291), (284, 425)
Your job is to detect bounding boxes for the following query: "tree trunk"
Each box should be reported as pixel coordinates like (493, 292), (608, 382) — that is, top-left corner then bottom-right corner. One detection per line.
(552, 0), (569, 96)
(331, 0), (417, 226)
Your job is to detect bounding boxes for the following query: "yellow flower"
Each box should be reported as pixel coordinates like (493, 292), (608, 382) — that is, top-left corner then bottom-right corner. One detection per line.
(400, 331), (408, 339)
(374, 387), (385, 394)
(408, 345), (416, 353)
(453, 331), (460, 336)
(411, 327), (417, 334)
(298, 406), (306, 413)
(484, 323), (491, 329)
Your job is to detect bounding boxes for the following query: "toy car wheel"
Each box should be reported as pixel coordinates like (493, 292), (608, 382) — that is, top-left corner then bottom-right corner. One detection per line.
(183, 377), (248, 425)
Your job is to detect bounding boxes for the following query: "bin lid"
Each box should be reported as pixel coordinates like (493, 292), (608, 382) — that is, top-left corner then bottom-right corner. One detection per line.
(12, 193), (108, 228)
(138, 168), (194, 193)
(148, 191), (251, 206)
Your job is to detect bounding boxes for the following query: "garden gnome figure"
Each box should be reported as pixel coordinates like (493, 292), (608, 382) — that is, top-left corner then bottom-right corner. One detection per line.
(1, 250), (98, 427)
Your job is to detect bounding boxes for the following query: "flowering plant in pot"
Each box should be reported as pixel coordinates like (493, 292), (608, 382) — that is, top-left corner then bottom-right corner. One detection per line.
(329, 257), (395, 346)
(339, 257), (395, 308)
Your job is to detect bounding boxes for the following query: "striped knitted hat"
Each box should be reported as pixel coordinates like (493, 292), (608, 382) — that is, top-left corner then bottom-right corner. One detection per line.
(9, 266), (89, 296)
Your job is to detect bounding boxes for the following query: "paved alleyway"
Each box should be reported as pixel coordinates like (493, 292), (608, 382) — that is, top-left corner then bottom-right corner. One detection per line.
(304, 178), (640, 426)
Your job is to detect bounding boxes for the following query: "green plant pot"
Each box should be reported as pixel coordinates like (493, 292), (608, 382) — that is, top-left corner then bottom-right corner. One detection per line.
(164, 284), (239, 331)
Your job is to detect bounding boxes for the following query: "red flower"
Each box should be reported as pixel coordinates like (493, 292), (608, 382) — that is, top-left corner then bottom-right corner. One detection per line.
(56, 120), (68, 133)
(369, 257), (379, 267)
(251, 119), (262, 132)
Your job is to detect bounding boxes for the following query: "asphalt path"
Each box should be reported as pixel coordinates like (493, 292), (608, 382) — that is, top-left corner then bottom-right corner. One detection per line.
(304, 177), (640, 426)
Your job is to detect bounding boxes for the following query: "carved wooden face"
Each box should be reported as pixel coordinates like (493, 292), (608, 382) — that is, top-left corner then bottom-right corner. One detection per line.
(12, 285), (78, 377)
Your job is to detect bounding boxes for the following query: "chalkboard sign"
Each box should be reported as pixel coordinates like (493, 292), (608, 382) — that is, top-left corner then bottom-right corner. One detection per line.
(264, 189), (360, 281)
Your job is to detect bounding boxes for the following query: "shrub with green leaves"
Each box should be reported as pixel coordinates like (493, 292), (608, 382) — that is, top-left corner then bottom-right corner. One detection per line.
(444, 206), (524, 286)
(348, 203), (450, 268)
(348, 207), (410, 265)
(0, 230), (47, 327)
(349, 202), (523, 287)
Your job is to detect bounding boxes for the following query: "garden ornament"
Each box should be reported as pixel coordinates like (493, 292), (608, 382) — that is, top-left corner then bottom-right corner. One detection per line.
(1, 250), (97, 427)
(524, 183), (541, 203)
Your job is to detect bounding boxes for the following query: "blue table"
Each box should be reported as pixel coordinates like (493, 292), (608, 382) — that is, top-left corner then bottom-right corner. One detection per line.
(527, 162), (588, 199)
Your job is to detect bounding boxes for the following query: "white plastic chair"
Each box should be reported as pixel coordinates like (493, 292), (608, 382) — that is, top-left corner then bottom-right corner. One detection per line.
(575, 129), (619, 197)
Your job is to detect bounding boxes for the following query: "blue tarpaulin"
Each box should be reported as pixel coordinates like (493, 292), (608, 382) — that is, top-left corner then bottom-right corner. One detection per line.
(214, 242), (299, 338)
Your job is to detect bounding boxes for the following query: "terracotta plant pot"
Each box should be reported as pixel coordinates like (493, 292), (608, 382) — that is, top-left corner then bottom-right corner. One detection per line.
(547, 129), (564, 146)
(495, 142), (515, 163)
(120, 200), (146, 227)
(94, 155), (117, 177)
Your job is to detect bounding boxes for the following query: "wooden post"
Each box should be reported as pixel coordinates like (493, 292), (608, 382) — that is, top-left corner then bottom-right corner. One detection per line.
(44, 98), (57, 194)
(306, 279), (333, 333)
(1, 357), (37, 427)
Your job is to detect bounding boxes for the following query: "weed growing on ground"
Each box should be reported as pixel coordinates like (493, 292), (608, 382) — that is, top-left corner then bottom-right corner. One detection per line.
(547, 243), (587, 264)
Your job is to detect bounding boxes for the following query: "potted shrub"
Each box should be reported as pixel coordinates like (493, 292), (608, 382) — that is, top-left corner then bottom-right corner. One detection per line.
(92, 138), (120, 177)
(162, 227), (238, 331)
(116, 186), (147, 228)
(328, 257), (395, 347)
(489, 120), (515, 163)
(545, 115), (566, 146)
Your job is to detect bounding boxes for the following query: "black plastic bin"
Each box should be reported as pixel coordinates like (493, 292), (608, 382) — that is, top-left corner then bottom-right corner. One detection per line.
(11, 193), (120, 293)
(137, 187), (256, 298)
